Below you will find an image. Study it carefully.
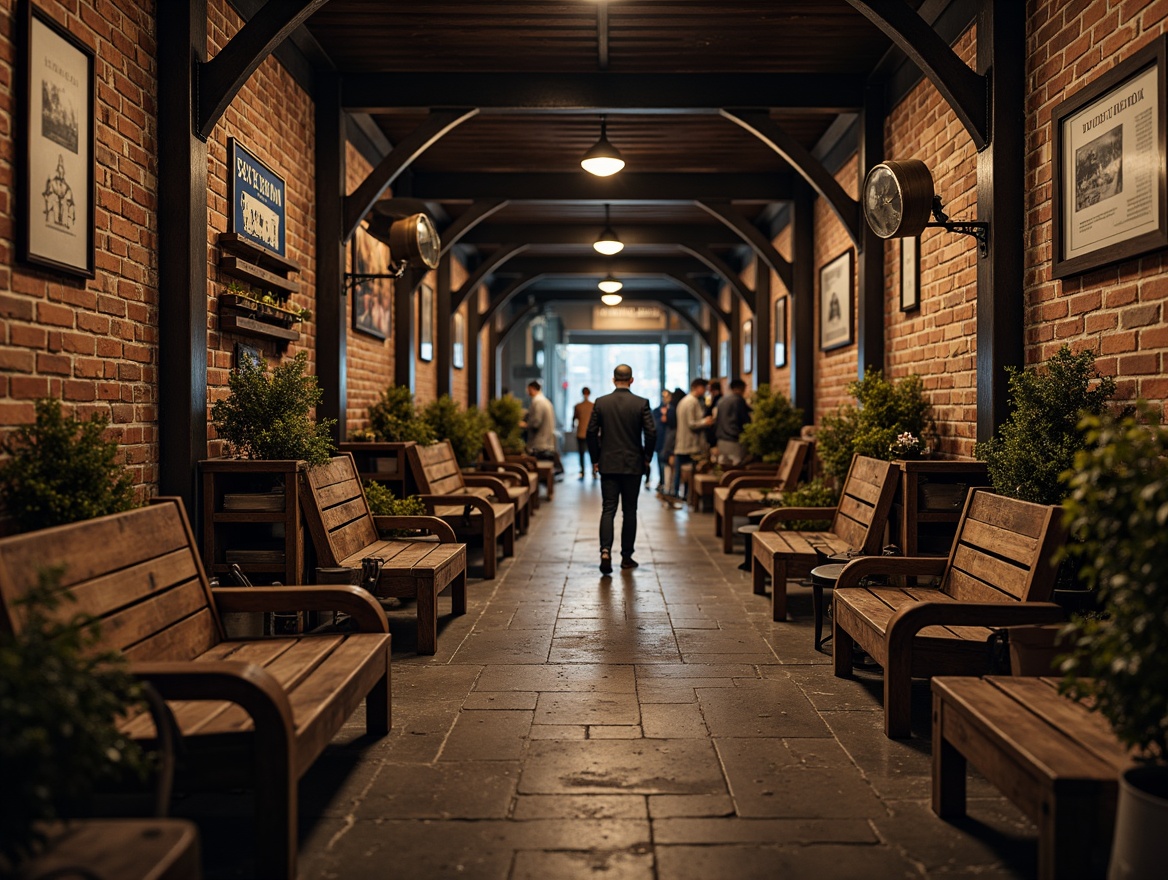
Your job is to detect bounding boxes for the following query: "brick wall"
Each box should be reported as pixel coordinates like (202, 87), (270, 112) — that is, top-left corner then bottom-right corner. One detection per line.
(813, 155), (860, 421)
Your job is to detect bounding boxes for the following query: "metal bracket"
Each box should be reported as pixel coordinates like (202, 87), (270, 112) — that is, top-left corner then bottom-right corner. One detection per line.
(343, 265), (408, 291)
(926, 196), (989, 258)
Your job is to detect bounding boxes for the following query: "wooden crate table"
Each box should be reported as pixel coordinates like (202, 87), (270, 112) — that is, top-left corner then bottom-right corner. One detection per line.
(932, 676), (1128, 880)
(895, 460), (990, 557)
(16, 820), (201, 880)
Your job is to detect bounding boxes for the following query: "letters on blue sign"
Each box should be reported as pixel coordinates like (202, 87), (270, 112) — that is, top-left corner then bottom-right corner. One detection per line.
(229, 139), (286, 257)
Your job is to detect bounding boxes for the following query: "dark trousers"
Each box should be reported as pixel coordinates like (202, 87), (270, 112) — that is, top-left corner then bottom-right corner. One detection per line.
(600, 473), (643, 558)
(577, 441), (594, 474)
(670, 453), (694, 497)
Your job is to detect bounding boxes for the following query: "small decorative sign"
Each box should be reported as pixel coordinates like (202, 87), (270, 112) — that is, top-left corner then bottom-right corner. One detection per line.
(819, 249), (854, 352)
(773, 297), (788, 368)
(229, 138), (286, 257)
(900, 237), (920, 312)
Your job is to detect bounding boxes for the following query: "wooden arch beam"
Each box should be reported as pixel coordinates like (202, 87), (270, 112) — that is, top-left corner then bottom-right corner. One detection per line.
(480, 275), (548, 326)
(438, 200), (509, 259)
(678, 244), (754, 314)
(497, 292), (711, 348)
(721, 109), (861, 245)
(454, 244), (529, 310)
(343, 108), (479, 242)
(696, 201), (793, 294)
(845, 0), (988, 149)
(664, 274), (732, 330)
(196, 0), (330, 140)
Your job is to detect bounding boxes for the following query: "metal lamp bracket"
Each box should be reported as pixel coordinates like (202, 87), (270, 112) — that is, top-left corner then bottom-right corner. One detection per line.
(343, 262), (409, 291)
(925, 196), (989, 258)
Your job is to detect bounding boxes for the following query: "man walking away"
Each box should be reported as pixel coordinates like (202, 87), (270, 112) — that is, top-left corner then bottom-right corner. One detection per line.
(587, 364), (657, 574)
(715, 378), (752, 466)
(522, 380), (562, 474)
(704, 380), (722, 450)
(571, 387), (595, 480)
(670, 378), (712, 500)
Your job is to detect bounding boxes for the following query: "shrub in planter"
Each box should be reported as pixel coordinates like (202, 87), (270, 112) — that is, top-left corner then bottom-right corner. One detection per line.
(210, 351), (336, 466)
(0, 399), (135, 533)
(740, 384), (804, 463)
(763, 477), (839, 531)
(487, 395), (525, 454)
(817, 369), (935, 482)
(364, 481), (428, 538)
(421, 396), (492, 468)
(367, 385), (435, 445)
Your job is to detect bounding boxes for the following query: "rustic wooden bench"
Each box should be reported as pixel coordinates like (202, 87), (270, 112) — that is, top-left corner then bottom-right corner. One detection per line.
(481, 430), (540, 512)
(301, 454), (467, 655)
(933, 676), (1128, 879)
(411, 439), (520, 577)
(713, 439), (811, 553)
(0, 498), (391, 880)
(832, 489), (1067, 737)
(483, 430), (553, 500)
(752, 454), (900, 622)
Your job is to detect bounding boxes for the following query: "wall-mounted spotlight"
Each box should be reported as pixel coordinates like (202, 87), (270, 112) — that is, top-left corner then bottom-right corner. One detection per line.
(345, 213), (441, 290)
(581, 116), (625, 177)
(593, 204), (624, 255)
(598, 274), (623, 294)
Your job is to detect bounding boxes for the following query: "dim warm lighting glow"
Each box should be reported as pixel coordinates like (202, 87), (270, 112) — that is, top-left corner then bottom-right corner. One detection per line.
(593, 204), (624, 254)
(600, 293), (624, 306)
(581, 117), (625, 177)
(598, 275), (623, 294)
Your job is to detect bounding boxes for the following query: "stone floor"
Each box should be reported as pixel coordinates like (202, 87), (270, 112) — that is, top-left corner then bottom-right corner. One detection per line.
(191, 476), (1041, 879)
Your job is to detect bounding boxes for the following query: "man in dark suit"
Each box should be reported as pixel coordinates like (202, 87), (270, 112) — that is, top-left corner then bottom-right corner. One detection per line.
(586, 364), (657, 574)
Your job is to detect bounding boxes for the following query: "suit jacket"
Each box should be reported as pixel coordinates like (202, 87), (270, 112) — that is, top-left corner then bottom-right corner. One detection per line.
(586, 387), (656, 475)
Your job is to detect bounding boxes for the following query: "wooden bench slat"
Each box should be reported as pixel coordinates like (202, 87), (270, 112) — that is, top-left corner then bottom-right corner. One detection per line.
(318, 496), (369, 533)
(943, 568), (1017, 604)
(101, 579), (209, 655)
(314, 478), (364, 509)
(67, 549), (201, 623)
(122, 607), (220, 663)
(951, 543), (1030, 600)
(958, 518), (1040, 566)
(965, 492), (1051, 539)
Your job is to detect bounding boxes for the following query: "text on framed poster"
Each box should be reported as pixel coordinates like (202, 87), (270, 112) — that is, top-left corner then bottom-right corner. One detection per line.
(230, 138), (286, 257)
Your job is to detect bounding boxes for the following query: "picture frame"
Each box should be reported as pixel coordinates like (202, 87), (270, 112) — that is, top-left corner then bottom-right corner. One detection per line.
(741, 319), (753, 373)
(350, 223), (392, 340)
(1052, 36), (1168, 278)
(773, 297), (788, 368)
(452, 311), (465, 369)
(233, 342), (264, 370)
(20, 2), (96, 279)
(900, 237), (920, 312)
(819, 249), (854, 351)
(419, 283), (434, 362)
(718, 339), (729, 379)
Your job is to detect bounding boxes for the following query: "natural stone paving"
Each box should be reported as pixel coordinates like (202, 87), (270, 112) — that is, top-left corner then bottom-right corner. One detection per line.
(192, 478), (1040, 878)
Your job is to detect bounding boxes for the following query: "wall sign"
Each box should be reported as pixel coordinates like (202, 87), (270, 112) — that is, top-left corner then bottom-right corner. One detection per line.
(900, 237), (920, 312)
(819, 249), (854, 352)
(229, 138), (286, 257)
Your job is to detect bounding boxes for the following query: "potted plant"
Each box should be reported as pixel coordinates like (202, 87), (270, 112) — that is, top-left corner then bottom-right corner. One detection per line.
(363, 481), (427, 537)
(420, 395), (492, 469)
(367, 385), (436, 446)
(220, 280), (312, 328)
(761, 477), (839, 531)
(487, 394), (526, 454)
(1059, 404), (1168, 878)
(0, 398), (136, 534)
(740, 384), (804, 463)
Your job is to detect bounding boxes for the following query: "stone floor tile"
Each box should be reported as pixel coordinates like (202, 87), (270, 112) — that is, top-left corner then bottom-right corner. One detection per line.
(640, 702), (708, 738)
(697, 677), (830, 738)
(535, 691), (640, 725)
(353, 761), (519, 819)
(530, 724), (587, 740)
(441, 710), (533, 761)
(519, 739), (726, 795)
(635, 663), (759, 679)
(511, 795), (648, 820)
(650, 817), (878, 845)
(511, 850), (654, 880)
(452, 630), (553, 664)
(475, 664), (636, 693)
(635, 684), (698, 704)
(655, 842), (920, 880)
(464, 691), (540, 710)
(647, 793), (735, 818)
(587, 725), (643, 739)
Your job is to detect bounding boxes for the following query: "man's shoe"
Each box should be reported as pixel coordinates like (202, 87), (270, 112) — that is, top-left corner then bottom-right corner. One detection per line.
(621, 557), (639, 570)
(578, 472), (585, 480)
(599, 551), (613, 575)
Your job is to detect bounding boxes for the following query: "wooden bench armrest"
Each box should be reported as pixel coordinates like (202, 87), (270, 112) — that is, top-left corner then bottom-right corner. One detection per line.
(412, 494), (499, 523)
(886, 601), (1066, 653)
(716, 468), (768, 487)
(371, 514), (458, 543)
(759, 506), (836, 530)
(461, 474), (510, 502)
(212, 586), (388, 633)
(474, 462), (527, 485)
(724, 475), (787, 498)
(835, 556), (948, 588)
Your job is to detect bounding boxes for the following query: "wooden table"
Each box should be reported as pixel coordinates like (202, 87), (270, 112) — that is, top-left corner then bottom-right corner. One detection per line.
(932, 676), (1128, 880)
(17, 820), (201, 880)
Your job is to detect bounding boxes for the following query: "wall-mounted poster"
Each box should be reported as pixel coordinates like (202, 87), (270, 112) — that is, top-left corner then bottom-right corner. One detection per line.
(229, 138), (286, 257)
(819, 250), (854, 352)
(21, 3), (95, 278)
(900, 237), (920, 312)
(773, 297), (788, 368)
(1053, 36), (1168, 278)
(741, 319), (753, 374)
(350, 223), (391, 340)
(718, 339), (729, 379)
(419, 283), (434, 362)
(453, 312), (466, 369)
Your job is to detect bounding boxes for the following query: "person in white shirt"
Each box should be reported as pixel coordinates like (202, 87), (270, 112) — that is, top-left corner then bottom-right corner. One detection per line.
(522, 380), (562, 473)
(669, 377), (713, 499)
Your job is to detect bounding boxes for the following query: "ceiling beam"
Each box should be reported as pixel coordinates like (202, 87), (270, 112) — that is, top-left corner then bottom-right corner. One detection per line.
(434, 199), (510, 258)
(454, 244), (529, 309)
(696, 201), (794, 293)
(499, 291), (710, 342)
(678, 245), (754, 314)
(340, 73), (866, 114)
(493, 255), (728, 284)
(459, 223), (746, 248)
(409, 172), (794, 203)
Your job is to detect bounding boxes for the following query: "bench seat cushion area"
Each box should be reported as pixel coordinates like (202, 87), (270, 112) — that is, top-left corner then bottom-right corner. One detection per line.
(338, 539), (466, 599)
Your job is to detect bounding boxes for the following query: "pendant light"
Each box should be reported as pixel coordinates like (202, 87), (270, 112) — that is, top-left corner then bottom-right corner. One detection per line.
(598, 274), (623, 294)
(600, 293), (623, 306)
(580, 116), (625, 177)
(593, 204), (624, 255)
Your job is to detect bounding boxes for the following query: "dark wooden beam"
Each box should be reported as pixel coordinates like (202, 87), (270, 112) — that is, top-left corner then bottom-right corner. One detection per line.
(857, 82), (885, 378)
(409, 172), (794, 203)
(436, 258), (453, 398)
(314, 71), (346, 442)
(845, 0), (989, 149)
(453, 244), (529, 309)
(729, 295), (742, 381)
(460, 223), (743, 248)
(722, 109), (861, 244)
(437, 200), (509, 258)
(394, 276), (416, 390)
(664, 275), (733, 330)
(754, 261), (771, 387)
(678, 245), (754, 314)
(479, 275), (548, 325)
(486, 317), (499, 397)
(197, 0), (329, 140)
(466, 300), (481, 405)
(343, 109), (479, 241)
(499, 301), (542, 346)
(596, 1), (609, 71)
(695, 201), (793, 293)
(157, 3), (209, 516)
(341, 73), (866, 114)
(791, 182), (815, 419)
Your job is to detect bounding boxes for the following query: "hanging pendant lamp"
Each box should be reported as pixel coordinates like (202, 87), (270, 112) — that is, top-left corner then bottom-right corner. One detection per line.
(598, 274), (623, 294)
(581, 116), (625, 177)
(600, 293), (624, 306)
(593, 204), (624, 255)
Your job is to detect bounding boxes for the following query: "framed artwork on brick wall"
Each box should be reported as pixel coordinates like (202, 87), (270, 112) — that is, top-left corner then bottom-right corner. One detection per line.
(453, 312), (466, 369)
(419, 283), (434, 362)
(350, 223), (391, 340)
(900, 237), (920, 312)
(20, 3), (95, 279)
(741, 319), (753, 373)
(773, 297), (788, 368)
(1053, 36), (1168, 278)
(819, 249), (853, 351)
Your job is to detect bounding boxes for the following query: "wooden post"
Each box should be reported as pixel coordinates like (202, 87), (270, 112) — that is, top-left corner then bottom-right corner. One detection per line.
(791, 181), (816, 419)
(394, 272), (417, 390)
(315, 72), (346, 440)
(729, 293), (742, 381)
(857, 81), (885, 376)
(466, 302), (481, 405)
(754, 260), (771, 388)
(436, 258), (453, 398)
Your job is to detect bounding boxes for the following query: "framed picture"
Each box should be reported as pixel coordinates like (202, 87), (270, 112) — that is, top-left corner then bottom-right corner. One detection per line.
(1053, 37), (1168, 278)
(350, 223), (391, 340)
(819, 249), (854, 351)
(233, 342), (263, 370)
(773, 297), (788, 368)
(20, 3), (95, 278)
(718, 339), (729, 379)
(900, 237), (920, 312)
(419, 283), (434, 362)
(741, 319), (753, 373)
(453, 311), (465, 369)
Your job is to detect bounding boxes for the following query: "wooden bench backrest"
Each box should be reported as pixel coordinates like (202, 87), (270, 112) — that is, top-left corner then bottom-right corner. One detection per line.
(941, 489), (1066, 603)
(775, 439), (811, 492)
(300, 453), (378, 566)
(407, 441), (468, 495)
(0, 499), (222, 662)
(830, 455), (900, 554)
(483, 431), (506, 464)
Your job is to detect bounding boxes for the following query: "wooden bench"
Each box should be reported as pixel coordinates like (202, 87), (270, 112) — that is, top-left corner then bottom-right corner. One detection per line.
(0, 498), (391, 880)
(832, 489), (1067, 737)
(481, 430), (540, 512)
(483, 430), (553, 500)
(300, 454), (467, 655)
(713, 439), (811, 553)
(411, 439), (520, 577)
(752, 454), (900, 622)
(933, 676), (1128, 879)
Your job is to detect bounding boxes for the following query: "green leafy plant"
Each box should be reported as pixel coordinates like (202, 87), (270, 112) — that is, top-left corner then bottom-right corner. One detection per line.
(487, 395), (526, 453)
(0, 568), (149, 864)
(364, 481), (428, 537)
(1059, 403), (1168, 761)
(740, 384), (804, 462)
(367, 385), (435, 445)
(0, 399), (136, 533)
(210, 351), (336, 466)
(421, 396), (491, 468)
(764, 477), (839, 531)
(977, 346), (1115, 505)
(817, 369), (935, 481)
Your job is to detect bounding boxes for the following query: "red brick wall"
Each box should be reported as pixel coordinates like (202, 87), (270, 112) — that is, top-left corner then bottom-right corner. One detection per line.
(813, 155), (860, 421)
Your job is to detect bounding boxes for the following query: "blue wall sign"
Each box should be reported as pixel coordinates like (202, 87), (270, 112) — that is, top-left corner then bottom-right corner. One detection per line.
(229, 138), (286, 257)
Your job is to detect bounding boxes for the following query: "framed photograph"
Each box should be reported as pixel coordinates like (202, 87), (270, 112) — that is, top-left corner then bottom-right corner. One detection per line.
(419, 283), (434, 362)
(350, 223), (391, 340)
(819, 249), (854, 351)
(900, 237), (920, 312)
(1053, 37), (1168, 278)
(718, 339), (729, 379)
(773, 297), (788, 368)
(233, 342), (263, 370)
(741, 319), (753, 373)
(20, 3), (95, 278)
(453, 311), (465, 369)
